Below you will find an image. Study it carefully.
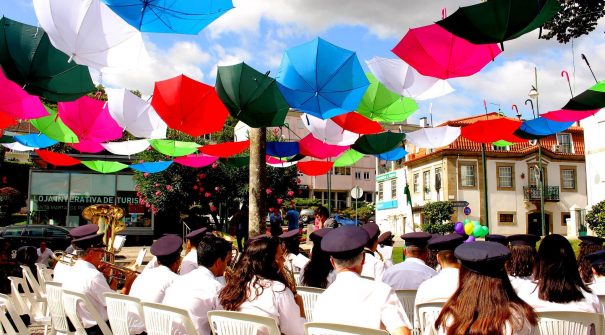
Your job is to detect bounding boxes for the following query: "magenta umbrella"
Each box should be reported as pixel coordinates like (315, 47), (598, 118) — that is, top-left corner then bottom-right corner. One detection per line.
(298, 134), (349, 159)
(541, 108), (601, 122)
(173, 154), (219, 168)
(0, 70), (47, 120)
(392, 24), (501, 79)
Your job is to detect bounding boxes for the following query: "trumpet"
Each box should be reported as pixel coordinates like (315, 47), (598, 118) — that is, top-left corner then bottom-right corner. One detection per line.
(53, 250), (77, 266)
(98, 260), (140, 294)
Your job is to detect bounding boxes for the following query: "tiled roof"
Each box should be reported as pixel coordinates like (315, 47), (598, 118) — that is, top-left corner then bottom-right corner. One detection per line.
(5, 120), (36, 134)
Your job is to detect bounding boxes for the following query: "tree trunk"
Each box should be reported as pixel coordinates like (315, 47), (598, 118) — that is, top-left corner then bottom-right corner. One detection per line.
(248, 127), (267, 237)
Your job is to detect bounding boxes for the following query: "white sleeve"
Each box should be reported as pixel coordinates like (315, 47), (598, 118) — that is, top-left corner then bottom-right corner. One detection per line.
(276, 288), (305, 335)
(48, 249), (58, 260)
(92, 273), (114, 308)
(375, 260), (386, 282)
(179, 260), (197, 275)
(381, 288), (412, 332)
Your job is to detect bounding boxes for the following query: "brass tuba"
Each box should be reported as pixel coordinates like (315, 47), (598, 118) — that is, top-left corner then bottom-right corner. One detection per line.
(82, 204), (125, 256)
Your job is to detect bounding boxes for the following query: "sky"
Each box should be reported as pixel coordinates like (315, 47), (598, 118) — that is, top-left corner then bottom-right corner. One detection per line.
(2, 0), (605, 126)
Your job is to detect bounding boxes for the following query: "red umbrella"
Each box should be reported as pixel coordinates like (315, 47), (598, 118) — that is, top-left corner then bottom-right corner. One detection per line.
(198, 140), (250, 158)
(297, 160), (334, 176)
(461, 118), (524, 143)
(35, 149), (81, 166)
(331, 112), (383, 134)
(299, 134), (349, 159)
(392, 24), (501, 79)
(151, 74), (229, 137)
(0, 112), (16, 130)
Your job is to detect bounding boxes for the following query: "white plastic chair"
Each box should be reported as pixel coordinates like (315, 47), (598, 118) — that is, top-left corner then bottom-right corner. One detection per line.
(207, 310), (280, 335)
(537, 311), (603, 335)
(21, 265), (45, 300)
(35, 264), (53, 295)
(104, 293), (144, 335)
(45, 282), (72, 335)
(415, 302), (444, 334)
(142, 302), (197, 335)
(395, 290), (417, 326)
(304, 322), (389, 335)
(62, 289), (112, 335)
(297, 286), (324, 322)
(0, 293), (30, 335)
(8, 276), (48, 323)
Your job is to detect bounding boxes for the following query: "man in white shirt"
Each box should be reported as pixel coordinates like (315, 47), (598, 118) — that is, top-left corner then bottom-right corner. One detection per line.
(361, 222), (387, 280)
(377, 231), (395, 268)
(313, 226), (412, 335)
(180, 227), (208, 275)
(36, 241), (57, 266)
(587, 249), (605, 295)
(383, 232), (436, 290)
(54, 224), (100, 283)
(162, 236), (232, 335)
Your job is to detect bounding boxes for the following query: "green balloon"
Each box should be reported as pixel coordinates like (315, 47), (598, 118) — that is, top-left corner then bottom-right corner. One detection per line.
(479, 225), (489, 237)
(473, 224), (482, 237)
(464, 218), (471, 224)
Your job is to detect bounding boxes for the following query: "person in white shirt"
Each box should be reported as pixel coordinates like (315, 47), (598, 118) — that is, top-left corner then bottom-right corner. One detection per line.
(377, 231), (395, 268)
(313, 226), (411, 335)
(577, 235), (605, 284)
(382, 232), (436, 289)
(279, 229), (302, 273)
(360, 222), (387, 281)
(36, 241), (57, 266)
(587, 250), (605, 295)
(54, 224), (100, 283)
(505, 234), (539, 292)
(163, 236), (232, 335)
(180, 227), (208, 275)
(219, 236), (305, 335)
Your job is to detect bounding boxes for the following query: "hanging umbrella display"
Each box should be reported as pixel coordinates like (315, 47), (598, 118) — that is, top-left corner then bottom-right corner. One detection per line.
(33, 0), (151, 70)
(352, 132), (405, 155)
(82, 160), (129, 174)
(14, 134), (58, 149)
(331, 112), (383, 134)
(107, 88), (167, 139)
(301, 114), (359, 145)
(151, 74), (228, 137)
(220, 156), (249, 168)
(436, 0), (561, 46)
(298, 134), (349, 159)
(35, 149), (80, 166)
(276, 38), (369, 119)
(357, 73), (418, 122)
(70, 140), (106, 153)
(541, 108), (601, 122)
(297, 160), (334, 176)
(513, 117), (573, 139)
(266, 156), (298, 168)
(216, 62), (289, 128)
(234, 121), (250, 142)
(461, 118), (524, 143)
(393, 24), (501, 79)
(173, 154), (218, 168)
(101, 140), (150, 155)
(130, 161), (173, 173)
(493, 140), (513, 147)
(0, 69), (48, 119)
(334, 149), (364, 167)
(30, 107), (79, 143)
(102, 0), (233, 34)
(0, 112), (16, 130)
(366, 57), (454, 100)
(405, 126), (461, 149)
(2, 142), (35, 151)
(199, 140), (250, 158)
(149, 139), (200, 157)
(0, 17), (94, 102)
(375, 147), (408, 161)
(266, 142), (299, 158)
(560, 81), (605, 111)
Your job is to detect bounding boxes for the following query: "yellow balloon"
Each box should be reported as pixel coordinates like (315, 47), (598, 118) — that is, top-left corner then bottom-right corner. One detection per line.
(464, 222), (474, 235)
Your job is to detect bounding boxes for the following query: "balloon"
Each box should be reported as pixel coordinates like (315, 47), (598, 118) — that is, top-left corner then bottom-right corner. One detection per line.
(479, 225), (489, 237)
(464, 222), (474, 235)
(463, 218), (471, 224)
(454, 222), (464, 234)
(464, 235), (476, 243)
(473, 224), (482, 237)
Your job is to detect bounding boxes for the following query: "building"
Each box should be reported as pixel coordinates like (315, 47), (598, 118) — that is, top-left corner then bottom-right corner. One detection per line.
(375, 113), (587, 236)
(583, 110), (605, 208)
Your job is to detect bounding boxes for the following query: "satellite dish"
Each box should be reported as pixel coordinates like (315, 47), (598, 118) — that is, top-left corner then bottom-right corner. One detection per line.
(528, 139), (537, 146)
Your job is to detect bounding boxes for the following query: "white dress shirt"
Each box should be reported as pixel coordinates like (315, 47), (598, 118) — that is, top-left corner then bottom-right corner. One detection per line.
(130, 265), (177, 303)
(361, 249), (387, 281)
(509, 275), (533, 293)
(238, 277), (305, 335)
(61, 259), (113, 328)
(382, 257), (437, 290)
(179, 249), (198, 275)
(141, 256), (158, 274)
(415, 267), (459, 306)
(53, 260), (71, 283)
(36, 248), (57, 265)
(517, 282), (603, 313)
(162, 266), (223, 335)
(590, 276), (605, 295)
(313, 271), (411, 333)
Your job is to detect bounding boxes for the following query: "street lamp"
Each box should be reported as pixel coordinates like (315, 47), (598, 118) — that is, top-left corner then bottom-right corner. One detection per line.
(528, 86), (539, 100)
(528, 67), (546, 236)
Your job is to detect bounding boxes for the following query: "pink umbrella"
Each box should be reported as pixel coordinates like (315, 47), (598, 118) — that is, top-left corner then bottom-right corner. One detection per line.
(541, 108), (601, 122)
(392, 24), (501, 79)
(0, 70), (47, 120)
(299, 134), (349, 159)
(69, 140), (105, 153)
(174, 154), (219, 168)
(266, 155), (297, 167)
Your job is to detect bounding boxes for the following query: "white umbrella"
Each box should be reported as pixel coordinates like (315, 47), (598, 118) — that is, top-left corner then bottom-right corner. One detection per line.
(107, 88), (167, 139)
(2, 142), (35, 151)
(33, 0), (151, 70)
(234, 121), (250, 142)
(300, 114), (359, 146)
(366, 57), (454, 101)
(101, 140), (150, 155)
(405, 126), (461, 149)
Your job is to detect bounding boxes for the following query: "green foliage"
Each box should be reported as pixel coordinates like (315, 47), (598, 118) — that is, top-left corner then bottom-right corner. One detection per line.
(421, 201), (455, 234)
(293, 197), (322, 208)
(421, 222), (455, 234)
(341, 202), (375, 222)
(586, 200), (605, 237)
(542, 0), (605, 43)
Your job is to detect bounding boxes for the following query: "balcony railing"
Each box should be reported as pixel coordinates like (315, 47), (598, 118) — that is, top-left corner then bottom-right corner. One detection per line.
(523, 186), (560, 202)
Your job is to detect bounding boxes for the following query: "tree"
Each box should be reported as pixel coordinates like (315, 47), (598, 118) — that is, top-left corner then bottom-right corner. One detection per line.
(0, 187), (24, 225)
(542, 0), (605, 43)
(341, 202), (375, 222)
(586, 200), (605, 237)
(421, 201), (455, 234)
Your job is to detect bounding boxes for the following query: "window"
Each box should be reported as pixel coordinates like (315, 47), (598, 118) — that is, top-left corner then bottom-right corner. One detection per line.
(496, 163), (514, 190)
(529, 166), (546, 187)
(391, 181), (397, 199)
(493, 145), (510, 151)
(423, 170), (431, 199)
(363, 172), (371, 180)
(2, 227), (23, 237)
(498, 212), (516, 225)
(561, 212), (570, 227)
(560, 165), (577, 191)
(556, 133), (573, 153)
(459, 162), (476, 188)
(333, 167), (350, 175)
(25, 227), (45, 237)
(413, 173), (420, 193)
(377, 182), (384, 201)
(354, 172), (361, 180)
(45, 228), (68, 238)
(435, 168), (442, 191)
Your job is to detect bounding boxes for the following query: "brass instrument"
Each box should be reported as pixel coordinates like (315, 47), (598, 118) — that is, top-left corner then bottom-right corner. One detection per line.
(53, 250), (77, 266)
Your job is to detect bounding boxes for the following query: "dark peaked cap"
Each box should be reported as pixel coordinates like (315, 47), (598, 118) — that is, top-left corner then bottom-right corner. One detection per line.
(587, 250), (605, 266)
(72, 233), (104, 250)
(455, 241), (510, 276)
(579, 235), (605, 246)
(428, 234), (465, 251)
(507, 234), (540, 247)
(279, 229), (300, 240)
(186, 227), (208, 240)
(69, 224), (99, 239)
(321, 226), (369, 259)
(362, 222), (380, 240)
(485, 234), (507, 245)
(310, 228), (331, 244)
(150, 235), (183, 256)
(378, 231), (394, 244)
(401, 232), (432, 248)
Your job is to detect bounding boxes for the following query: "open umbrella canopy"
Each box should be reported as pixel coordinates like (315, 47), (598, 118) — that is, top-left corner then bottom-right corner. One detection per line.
(70, 140), (107, 153)
(334, 149), (364, 167)
(365, 57), (454, 100)
(107, 88), (167, 139)
(266, 156), (298, 168)
(375, 147), (408, 161)
(216, 62), (289, 128)
(352, 132), (405, 155)
(30, 107), (79, 143)
(405, 126), (461, 149)
(299, 134), (349, 159)
(297, 160), (334, 176)
(541, 108), (601, 122)
(393, 24), (501, 79)
(0, 112), (16, 130)
(102, 0), (233, 34)
(220, 156), (249, 168)
(35, 149), (81, 166)
(276, 38), (369, 119)
(199, 140), (250, 158)
(0, 69), (48, 120)
(101, 140), (150, 155)
(357, 73), (418, 122)
(173, 154), (218, 168)
(82, 160), (129, 174)
(130, 161), (173, 173)
(266, 142), (299, 158)
(14, 134), (58, 148)
(561, 81), (605, 111)
(461, 118), (524, 143)
(59, 96), (123, 146)
(331, 112), (383, 134)
(2, 142), (35, 151)
(149, 139), (200, 157)
(493, 140), (513, 147)
(33, 0), (151, 70)
(152, 74), (228, 137)
(0, 17), (94, 102)
(300, 113), (359, 145)
(513, 117), (573, 139)
(436, 0), (561, 46)
(234, 121), (250, 142)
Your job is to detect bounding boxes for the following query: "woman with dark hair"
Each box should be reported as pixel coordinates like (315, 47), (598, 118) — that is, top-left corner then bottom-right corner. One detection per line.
(505, 234), (539, 291)
(300, 228), (335, 288)
(219, 236), (305, 335)
(577, 235), (605, 284)
(433, 241), (537, 335)
(517, 234), (601, 313)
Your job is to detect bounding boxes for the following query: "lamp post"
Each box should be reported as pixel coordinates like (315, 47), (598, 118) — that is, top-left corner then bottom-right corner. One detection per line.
(527, 67), (546, 236)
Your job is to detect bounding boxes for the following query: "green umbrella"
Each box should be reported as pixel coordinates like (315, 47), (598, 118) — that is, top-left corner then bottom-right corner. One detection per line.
(562, 81), (605, 111)
(352, 132), (405, 155)
(357, 73), (418, 122)
(215, 62), (289, 128)
(149, 140), (200, 157)
(0, 17), (95, 102)
(30, 107), (79, 143)
(220, 156), (249, 168)
(82, 161), (128, 174)
(334, 149), (364, 167)
(436, 0), (560, 47)
(493, 140), (513, 147)
(0, 135), (13, 143)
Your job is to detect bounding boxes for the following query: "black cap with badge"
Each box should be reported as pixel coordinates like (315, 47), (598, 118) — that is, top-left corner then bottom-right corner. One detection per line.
(150, 234), (183, 257)
(321, 226), (369, 259)
(401, 232), (432, 248)
(455, 241), (510, 276)
(72, 233), (105, 250)
(428, 233), (465, 251)
(507, 234), (540, 247)
(69, 224), (99, 239)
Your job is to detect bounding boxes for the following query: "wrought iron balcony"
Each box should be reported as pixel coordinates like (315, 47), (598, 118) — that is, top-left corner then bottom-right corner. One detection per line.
(523, 186), (560, 202)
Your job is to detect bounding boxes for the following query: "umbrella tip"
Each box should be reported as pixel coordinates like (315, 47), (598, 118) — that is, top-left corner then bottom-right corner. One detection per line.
(265, 71), (270, 76)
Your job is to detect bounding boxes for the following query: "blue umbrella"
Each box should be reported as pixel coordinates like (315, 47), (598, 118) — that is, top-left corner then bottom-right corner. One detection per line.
(14, 134), (58, 148)
(375, 147), (407, 161)
(276, 38), (369, 120)
(130, 161), (173, 173)
(102, 0), (234, 34)
(514, 117), (573, 139)
(267, 141), (299, 158)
